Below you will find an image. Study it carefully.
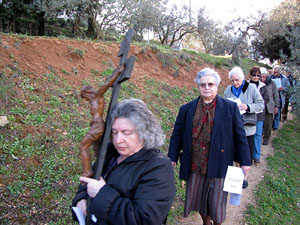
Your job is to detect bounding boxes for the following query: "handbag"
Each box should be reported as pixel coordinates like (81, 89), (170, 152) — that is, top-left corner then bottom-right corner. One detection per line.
(242, 112), (257, 126)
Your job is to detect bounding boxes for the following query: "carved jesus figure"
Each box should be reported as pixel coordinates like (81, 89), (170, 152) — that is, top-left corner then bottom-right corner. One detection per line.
(79, 65), (123, 177)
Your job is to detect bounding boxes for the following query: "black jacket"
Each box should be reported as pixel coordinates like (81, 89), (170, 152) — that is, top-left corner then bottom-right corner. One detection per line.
(72, 146), (175, 225)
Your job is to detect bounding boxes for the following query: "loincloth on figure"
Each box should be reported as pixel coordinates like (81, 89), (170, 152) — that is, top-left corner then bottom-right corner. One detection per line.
(86, 118), (105, 141)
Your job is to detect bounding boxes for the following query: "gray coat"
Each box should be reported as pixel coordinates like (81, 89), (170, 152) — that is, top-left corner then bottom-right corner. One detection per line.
(263, 76), (280, 114)
(224, 81), (265, 136)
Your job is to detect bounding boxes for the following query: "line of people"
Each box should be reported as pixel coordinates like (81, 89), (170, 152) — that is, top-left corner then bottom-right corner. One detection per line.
(71, 65), (297, 225)
(168, 65), (297, 225)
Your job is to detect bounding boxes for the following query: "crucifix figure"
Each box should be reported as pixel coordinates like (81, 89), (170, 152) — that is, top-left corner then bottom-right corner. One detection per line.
(73, 28), (135, 225)
(79, 65), (124, 178)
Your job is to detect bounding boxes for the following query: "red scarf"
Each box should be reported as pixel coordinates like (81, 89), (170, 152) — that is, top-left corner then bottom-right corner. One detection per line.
(191, 97), (217, 174)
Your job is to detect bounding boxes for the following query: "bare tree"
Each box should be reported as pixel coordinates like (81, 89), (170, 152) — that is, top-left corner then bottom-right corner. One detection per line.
(152, 4), (197, 47)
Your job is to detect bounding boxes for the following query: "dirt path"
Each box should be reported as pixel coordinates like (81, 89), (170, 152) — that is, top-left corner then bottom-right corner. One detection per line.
(175, 111), (293, 225)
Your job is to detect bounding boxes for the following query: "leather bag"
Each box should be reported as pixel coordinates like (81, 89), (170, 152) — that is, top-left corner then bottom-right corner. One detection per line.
(242, 113), (257, 126)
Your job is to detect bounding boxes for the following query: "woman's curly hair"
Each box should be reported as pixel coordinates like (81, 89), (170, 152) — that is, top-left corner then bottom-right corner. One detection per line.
(111, 99), (165, 149)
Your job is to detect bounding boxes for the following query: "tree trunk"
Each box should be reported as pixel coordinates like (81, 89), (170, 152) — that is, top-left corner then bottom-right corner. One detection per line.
(232, 45), (240, 65)
(37, 11), (45, 36)
(86, 17), (96, 39)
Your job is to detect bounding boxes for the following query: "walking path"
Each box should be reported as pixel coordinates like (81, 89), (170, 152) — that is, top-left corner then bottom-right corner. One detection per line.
(175, 113), (292, 225)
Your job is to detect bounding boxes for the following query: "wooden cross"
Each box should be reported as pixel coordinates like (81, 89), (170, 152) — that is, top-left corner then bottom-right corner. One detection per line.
(85, 28), (136, 224)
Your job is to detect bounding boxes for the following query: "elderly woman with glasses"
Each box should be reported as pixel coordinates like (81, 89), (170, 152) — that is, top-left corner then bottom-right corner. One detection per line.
(168, 68), (251, 225)
(224, 67), (265, 164)
(72, 99), (176, 225)
(248, 66), (269, 163)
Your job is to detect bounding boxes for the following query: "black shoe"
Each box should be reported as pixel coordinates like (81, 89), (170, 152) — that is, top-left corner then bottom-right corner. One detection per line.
(263, 139), (268, 145)
(254, 158), (260, 163)
(242, 180), (248, 189)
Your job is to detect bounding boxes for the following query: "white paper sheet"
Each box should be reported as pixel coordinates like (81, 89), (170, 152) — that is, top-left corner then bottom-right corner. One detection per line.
(226, 98), (246, 114)
(72, 207), (86, 225)
(72, 207), (98, 225)
(272, 78), (282, 89)
(223, 166), (244, 194)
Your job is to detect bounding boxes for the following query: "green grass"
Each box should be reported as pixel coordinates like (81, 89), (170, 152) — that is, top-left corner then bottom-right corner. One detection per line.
(100, 67), (114, 77)
(244, 120), (300, 225)
(67, 46), (87, 57)
(183, 49), (235, 70)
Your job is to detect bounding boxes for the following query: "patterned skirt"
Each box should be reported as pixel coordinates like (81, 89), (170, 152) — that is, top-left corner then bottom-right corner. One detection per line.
(184, 173), (228, 223)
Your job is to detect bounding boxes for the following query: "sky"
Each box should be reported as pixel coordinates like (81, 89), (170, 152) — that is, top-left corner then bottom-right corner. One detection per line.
(168, 0), (285, 24)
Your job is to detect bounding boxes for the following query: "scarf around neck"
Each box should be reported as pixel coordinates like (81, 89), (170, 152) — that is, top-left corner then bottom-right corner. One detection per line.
(231, 80), (245, 98)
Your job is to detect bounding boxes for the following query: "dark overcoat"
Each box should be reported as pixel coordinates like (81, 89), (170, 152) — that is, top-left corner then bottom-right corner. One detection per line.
(72, 146), (175, 225)
(168, 95), (251, 180)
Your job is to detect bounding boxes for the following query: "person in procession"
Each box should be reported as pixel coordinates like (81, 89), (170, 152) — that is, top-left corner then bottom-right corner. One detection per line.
(270, 66), (289, 130)
(168, 68), (251, 225)
(260, 67), (279, 145)
(72, 99), (176, 225)
(224, 67), (264, 164)
(248, 66), (269, 163)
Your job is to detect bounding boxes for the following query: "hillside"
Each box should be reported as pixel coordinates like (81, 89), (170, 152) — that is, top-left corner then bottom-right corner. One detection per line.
(0, 34), (231, 224)
(0, 34), (231, 92)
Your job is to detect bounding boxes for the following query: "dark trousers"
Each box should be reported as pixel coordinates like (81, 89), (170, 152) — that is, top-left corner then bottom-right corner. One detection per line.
(247, 135), (255, 164)
(263, 112), (273, 141)
(282, 98), (289, 121)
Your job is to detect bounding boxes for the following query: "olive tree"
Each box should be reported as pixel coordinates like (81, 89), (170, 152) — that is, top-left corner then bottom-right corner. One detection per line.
(128, 0), (165, 41)
(224, 12), (267, 64)
(252, 0), (300, 120)
(152, 4), (197, 47)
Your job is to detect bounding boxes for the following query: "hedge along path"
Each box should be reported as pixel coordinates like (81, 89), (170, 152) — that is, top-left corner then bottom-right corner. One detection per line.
(175, 111), (293, 225)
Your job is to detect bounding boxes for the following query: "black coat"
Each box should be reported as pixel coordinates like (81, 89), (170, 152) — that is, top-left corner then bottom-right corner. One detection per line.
(72, 146), (175, 225)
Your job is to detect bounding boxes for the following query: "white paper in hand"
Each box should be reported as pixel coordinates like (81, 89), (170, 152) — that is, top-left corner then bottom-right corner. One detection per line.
(226, 98), (246, 114)
(272, 78), (282, 88)
(72, 207), (86, 225)
(72, 207), (98, 225)
(223, 166), (244, 194)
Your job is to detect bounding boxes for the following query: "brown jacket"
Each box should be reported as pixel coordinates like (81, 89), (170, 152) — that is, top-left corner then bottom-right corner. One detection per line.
(264, 76), (280, 114)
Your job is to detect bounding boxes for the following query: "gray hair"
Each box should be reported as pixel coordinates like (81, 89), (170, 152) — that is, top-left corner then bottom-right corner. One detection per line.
(195, 68), (221, 86)
(228, 66), (245, 80)
(110, 98), (165, 149)
(273, 66), (280, 72)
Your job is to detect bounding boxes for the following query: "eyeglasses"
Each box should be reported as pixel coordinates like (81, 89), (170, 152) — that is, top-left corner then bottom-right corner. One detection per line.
(199, 82), (215, 88)
(251, 74), (261, 77)
(230, 79), (242, 83)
